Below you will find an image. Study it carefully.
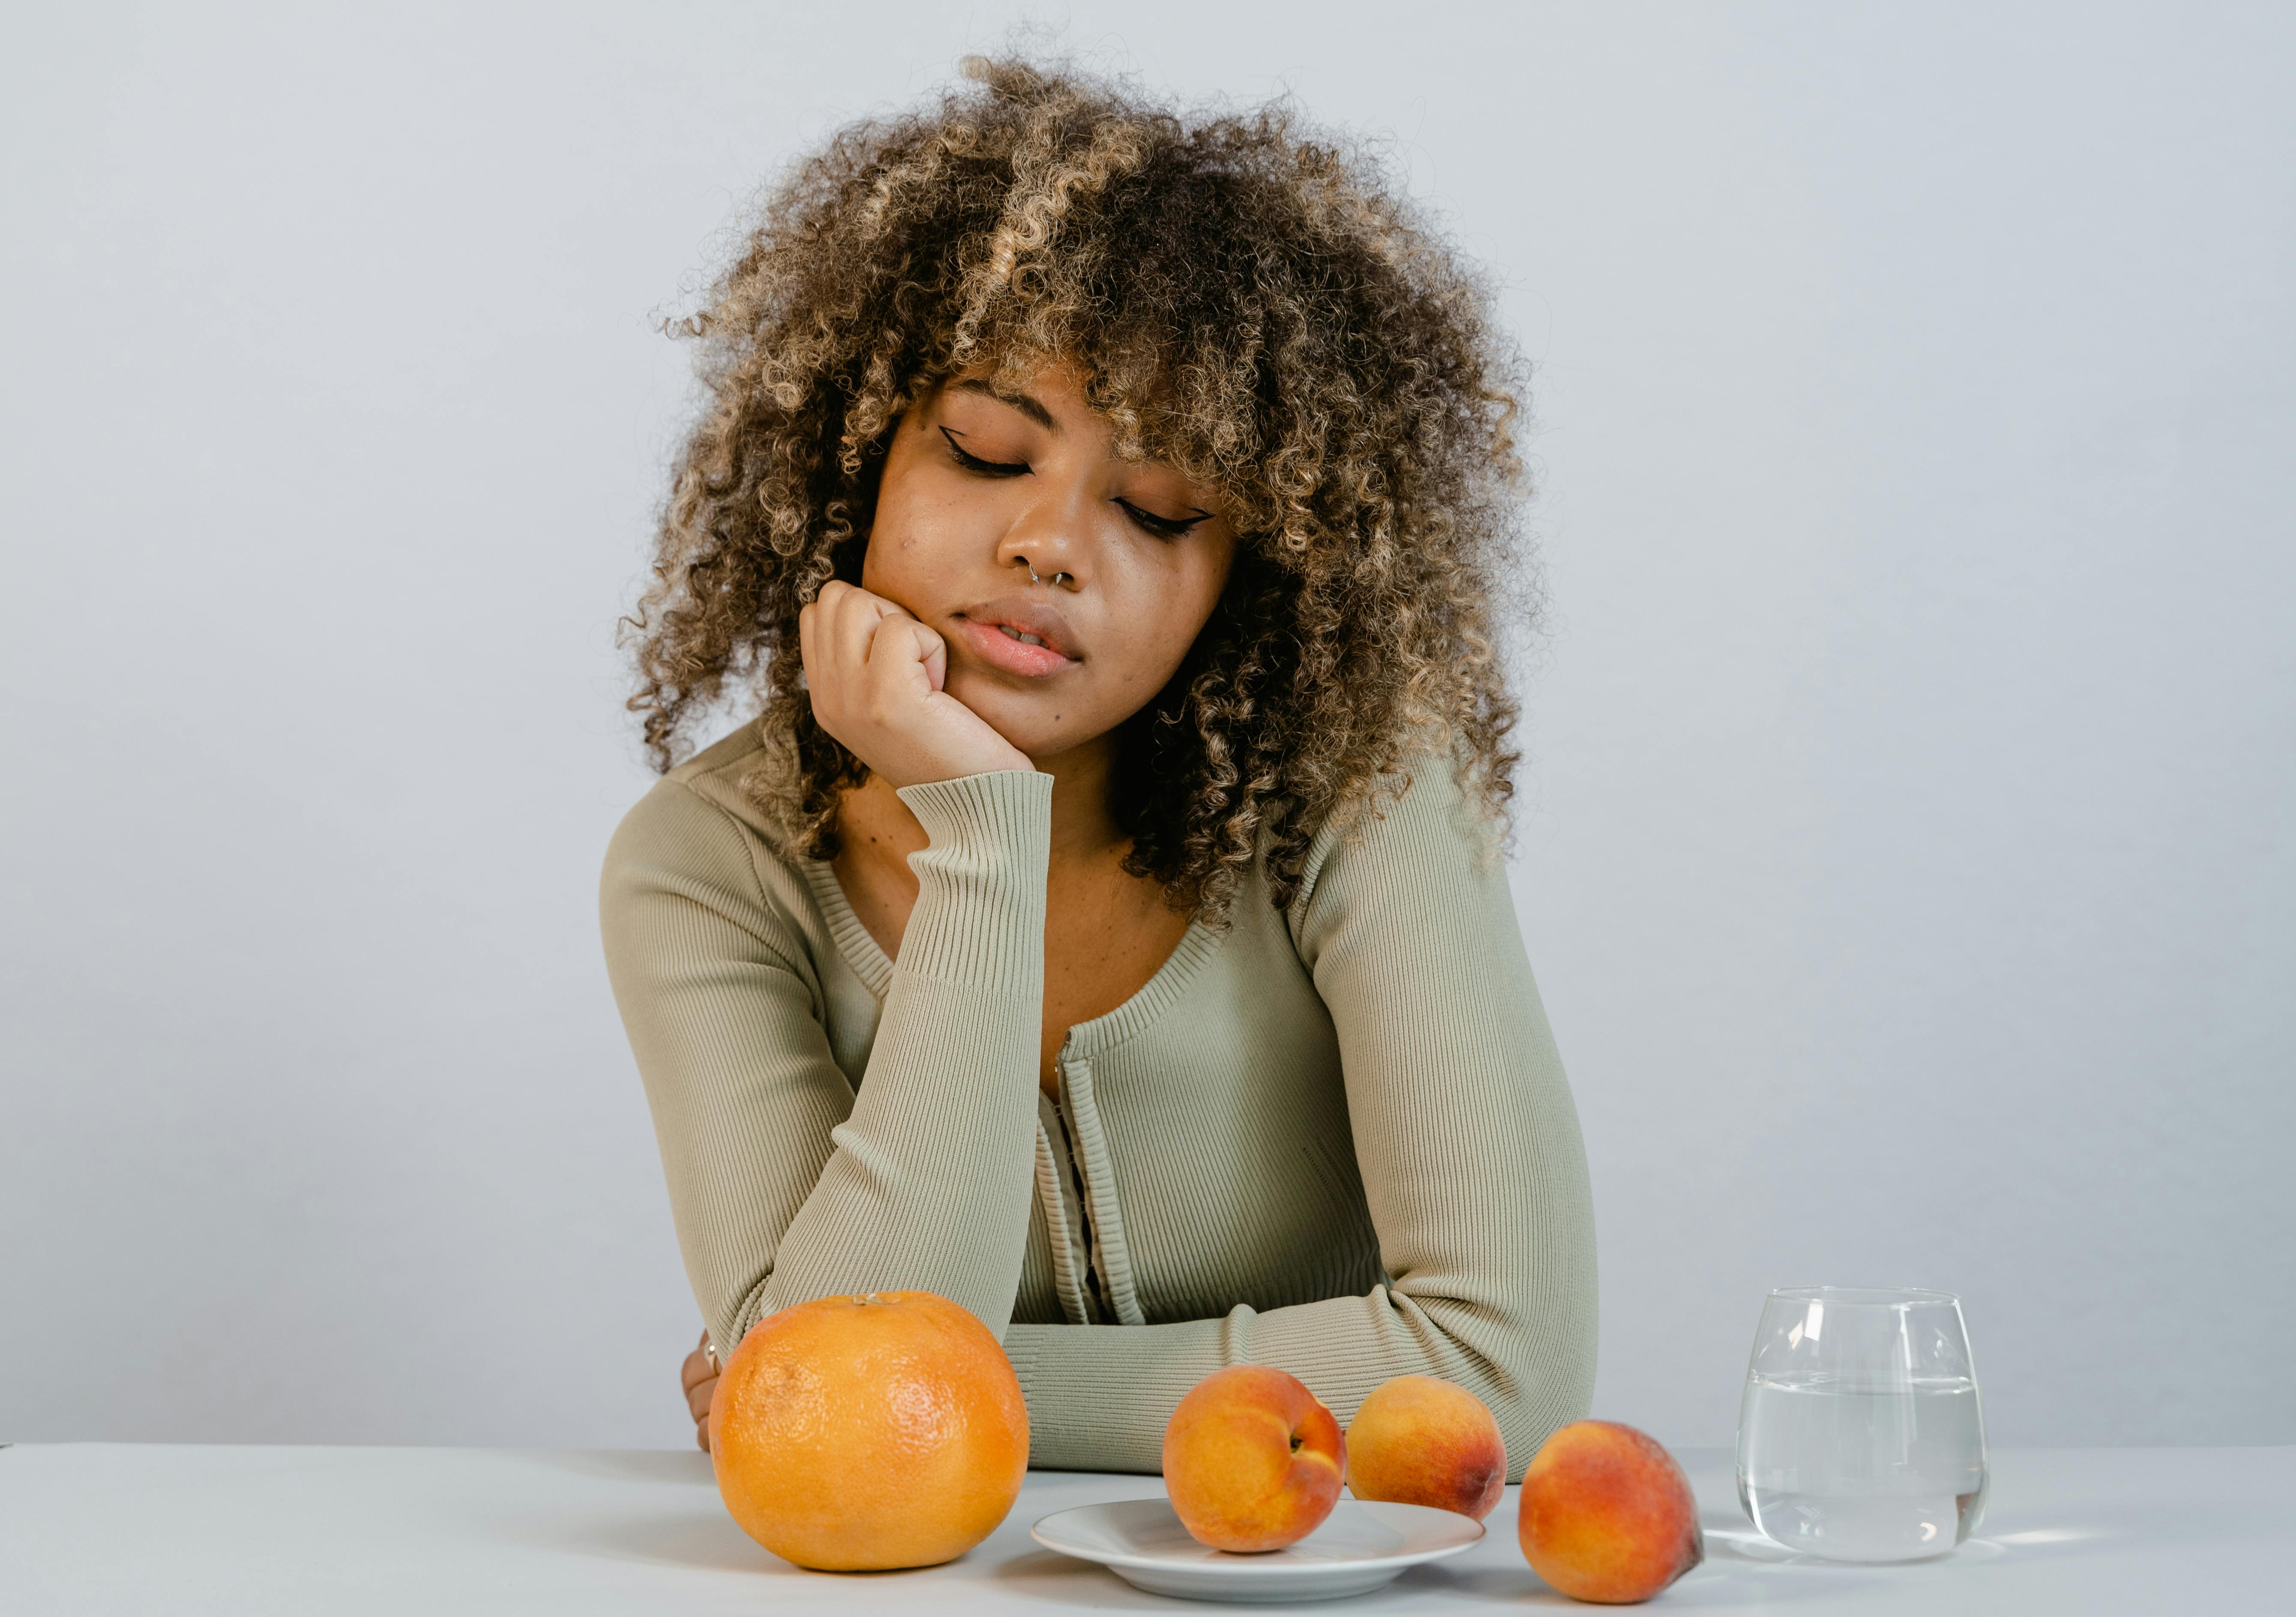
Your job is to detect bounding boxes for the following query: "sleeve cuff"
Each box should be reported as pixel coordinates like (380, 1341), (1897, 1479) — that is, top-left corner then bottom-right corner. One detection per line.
(891, 770), (1053, 986)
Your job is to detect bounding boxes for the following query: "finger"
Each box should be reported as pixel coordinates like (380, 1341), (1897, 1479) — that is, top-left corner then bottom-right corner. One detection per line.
(805, 583), (845, 678)
(696, 1415), (712, 1454)
(862, 614), (945, 696)
(822, 578), (906, 623)
(687, 1374), (718, 1424)
(826, 584), (895, 675)
(919, 621), (948, 693)
(680, 1346), (712, 1396)
(817, 582), (921, 689)
(680, 1328), (715, 1391)
(859, 618), (935, 718)
(822, 581), (911, 636)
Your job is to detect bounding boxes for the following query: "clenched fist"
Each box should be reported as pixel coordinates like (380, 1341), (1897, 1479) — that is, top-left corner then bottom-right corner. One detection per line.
(798, 581), (1031, 786)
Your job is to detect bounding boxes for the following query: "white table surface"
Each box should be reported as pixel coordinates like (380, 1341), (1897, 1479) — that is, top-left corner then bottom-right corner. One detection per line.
(1, 1442), (2285, 1613)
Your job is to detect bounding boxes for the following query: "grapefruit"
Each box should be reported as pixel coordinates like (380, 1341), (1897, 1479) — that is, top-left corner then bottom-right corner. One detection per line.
(709, 1290), (1030, 1570)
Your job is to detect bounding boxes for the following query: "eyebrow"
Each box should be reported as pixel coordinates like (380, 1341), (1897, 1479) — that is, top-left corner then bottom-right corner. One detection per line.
(952, 376), (1057, 432)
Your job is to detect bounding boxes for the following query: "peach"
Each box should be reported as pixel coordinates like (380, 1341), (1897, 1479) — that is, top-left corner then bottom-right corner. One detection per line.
(1519, 1420), (1703, 1603)
(1162, 1365), (1346, 1551)
(1345, 1375), (1507, 1521)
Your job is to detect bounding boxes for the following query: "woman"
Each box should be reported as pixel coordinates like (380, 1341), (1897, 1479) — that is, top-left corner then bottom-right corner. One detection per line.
(601, 56), (1596, 1476)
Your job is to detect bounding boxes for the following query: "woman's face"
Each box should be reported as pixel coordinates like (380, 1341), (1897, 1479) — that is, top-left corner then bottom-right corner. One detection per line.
(861, 360), (1238, 763)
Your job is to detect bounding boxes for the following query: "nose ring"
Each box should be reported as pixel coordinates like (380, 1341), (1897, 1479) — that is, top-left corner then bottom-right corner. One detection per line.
(1019, 558), (1072, 588)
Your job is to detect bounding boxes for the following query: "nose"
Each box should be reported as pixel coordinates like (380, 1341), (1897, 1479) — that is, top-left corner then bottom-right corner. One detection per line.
(1008, 554), (1076, 588)
(996, 492), (1087, 591)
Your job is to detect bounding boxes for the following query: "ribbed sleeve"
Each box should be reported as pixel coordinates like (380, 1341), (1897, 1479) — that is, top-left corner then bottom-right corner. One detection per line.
(1001, 759), (1598, 1478)
(892, 773), (1052, 987)
(600, 768), (1051, 1351)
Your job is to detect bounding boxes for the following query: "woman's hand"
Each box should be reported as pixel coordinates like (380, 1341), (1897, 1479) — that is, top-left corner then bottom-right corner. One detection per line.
(799, 581), (1031, 787)
(681, 1330), (717, 1453)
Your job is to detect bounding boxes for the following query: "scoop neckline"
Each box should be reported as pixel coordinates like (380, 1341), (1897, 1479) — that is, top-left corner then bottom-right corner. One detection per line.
(798, 853), (1223, 1058)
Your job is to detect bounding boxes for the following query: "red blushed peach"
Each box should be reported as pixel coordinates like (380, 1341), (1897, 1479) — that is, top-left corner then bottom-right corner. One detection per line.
(1519, 1420), (1703, 1603)
(1345, 1375), (1507, 1521)
(1162, 1366), (1346, 1552)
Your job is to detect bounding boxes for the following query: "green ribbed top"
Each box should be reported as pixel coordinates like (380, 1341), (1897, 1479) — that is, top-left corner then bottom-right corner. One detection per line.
(599, 719), (1596, 1477)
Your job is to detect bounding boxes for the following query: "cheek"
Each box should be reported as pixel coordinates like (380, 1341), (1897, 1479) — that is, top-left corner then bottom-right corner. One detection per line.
(861, 470), (948, 597)
(1099, 547), (1231, 686)
(1160, 536), (1236, 646)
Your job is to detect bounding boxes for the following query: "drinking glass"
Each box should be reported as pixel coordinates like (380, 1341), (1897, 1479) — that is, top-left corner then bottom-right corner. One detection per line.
(1735, 1286), (1988, 1562)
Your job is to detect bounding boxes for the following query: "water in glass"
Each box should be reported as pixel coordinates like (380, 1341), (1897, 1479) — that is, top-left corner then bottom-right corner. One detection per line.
(1736, 1287), (1988, 1562)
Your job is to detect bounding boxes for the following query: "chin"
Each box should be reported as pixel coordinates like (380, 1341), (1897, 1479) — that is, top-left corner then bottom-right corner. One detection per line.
(943, 678), (1076, 762)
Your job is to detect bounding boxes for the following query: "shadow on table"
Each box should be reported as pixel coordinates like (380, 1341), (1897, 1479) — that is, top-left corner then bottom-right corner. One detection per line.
(1677, 1504), (2116, 1605)
(575, 1510), (776, 1576)
(990, 1553), (1655, 1610)
(567, 1503), (1003, 1586)
(991, 1548), (1182, 1608)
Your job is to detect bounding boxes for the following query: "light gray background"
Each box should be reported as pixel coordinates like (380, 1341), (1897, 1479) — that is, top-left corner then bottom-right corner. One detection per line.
(4, 2), (2290, 1451)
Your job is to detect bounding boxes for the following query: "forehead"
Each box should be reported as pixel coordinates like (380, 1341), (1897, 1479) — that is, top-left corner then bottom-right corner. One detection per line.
(947, 375), (1056, 430)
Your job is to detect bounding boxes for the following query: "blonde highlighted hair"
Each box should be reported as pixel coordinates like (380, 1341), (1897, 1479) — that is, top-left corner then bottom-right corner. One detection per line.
(623, 55), (1534, 917)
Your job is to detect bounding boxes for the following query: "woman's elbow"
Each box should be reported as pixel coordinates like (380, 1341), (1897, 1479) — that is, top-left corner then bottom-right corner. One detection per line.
(1480, 1305), (1597, 1483)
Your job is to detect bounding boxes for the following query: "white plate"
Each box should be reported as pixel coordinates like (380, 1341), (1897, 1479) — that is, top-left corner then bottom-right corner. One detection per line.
(1031, 1495), (1485, 1603)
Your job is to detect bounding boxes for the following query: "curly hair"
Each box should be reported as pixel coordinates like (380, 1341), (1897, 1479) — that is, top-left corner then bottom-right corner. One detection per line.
(622, 54), (1534, 919)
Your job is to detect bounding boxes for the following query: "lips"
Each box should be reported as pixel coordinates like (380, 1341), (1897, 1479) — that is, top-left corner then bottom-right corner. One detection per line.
(954, 596), (1083, 678)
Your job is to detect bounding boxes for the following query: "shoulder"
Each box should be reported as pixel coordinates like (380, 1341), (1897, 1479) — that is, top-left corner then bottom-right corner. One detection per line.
(658, 714), (787, 832)
(607, 715), (789, 858)
(1283, 748), (1511, 933)
(599, 716), (817, 944)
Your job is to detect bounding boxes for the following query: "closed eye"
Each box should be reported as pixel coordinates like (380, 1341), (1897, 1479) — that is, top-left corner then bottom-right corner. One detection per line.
(940, 427), (1028, 477)
(943, 425), (1208, 538)
(1116, 498), (1210, 540)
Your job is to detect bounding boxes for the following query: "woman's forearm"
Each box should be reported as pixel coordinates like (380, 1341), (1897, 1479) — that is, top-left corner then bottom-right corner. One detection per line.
(602, 769), (1052, 1357)
(1005, 1276), (1593, 1479)
(739, 770), (1052, 1336)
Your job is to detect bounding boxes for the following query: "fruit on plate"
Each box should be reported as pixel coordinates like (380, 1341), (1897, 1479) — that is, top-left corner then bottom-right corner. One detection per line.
(1518, 1419), (1703, 1603)
(709, 1290), (1028, 1571)
(1344, 1374), (1507, 1521)
(1162, 1365), (1346, 1552)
